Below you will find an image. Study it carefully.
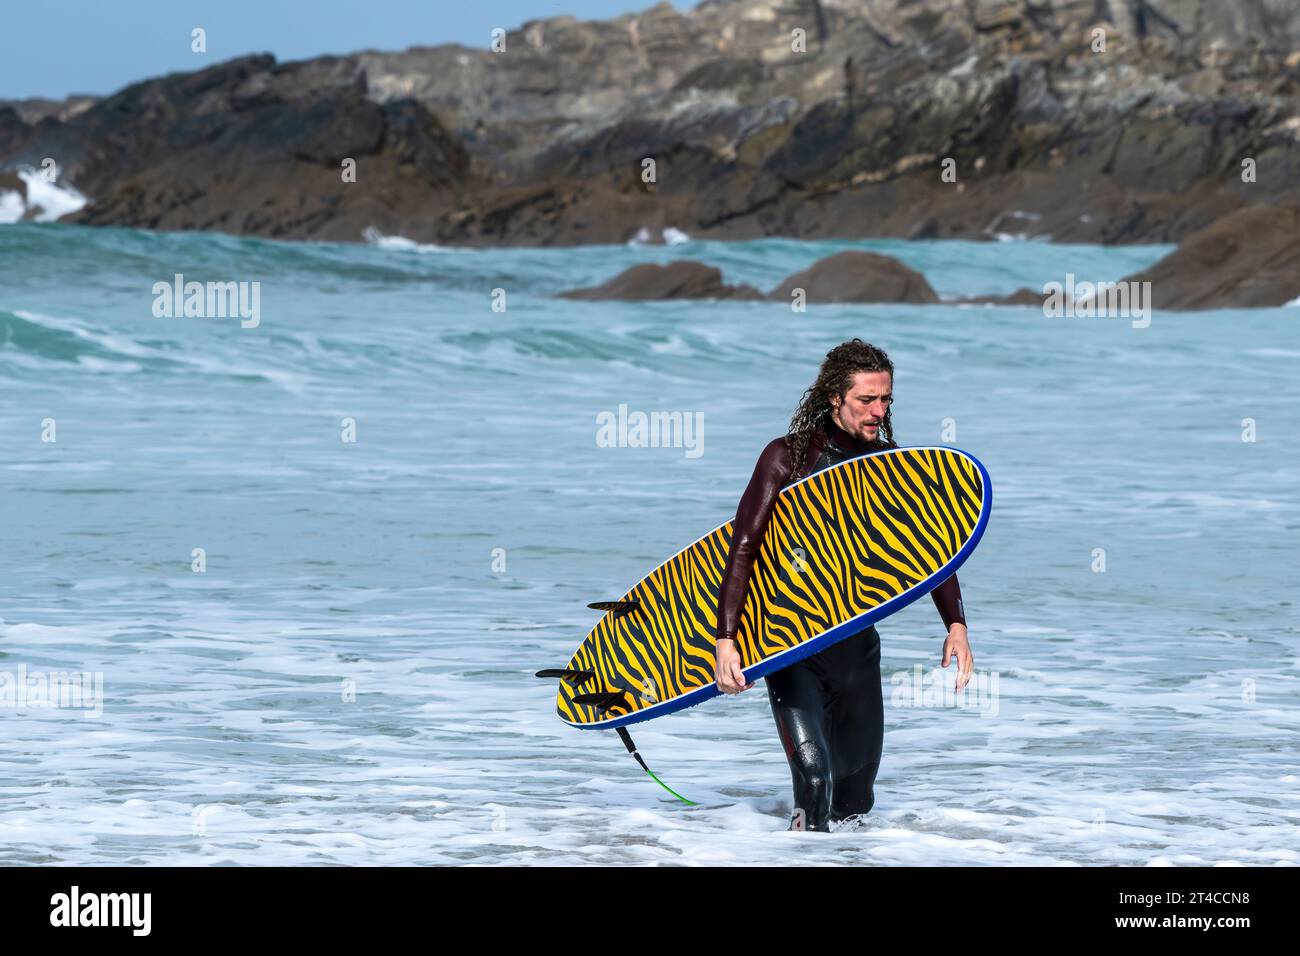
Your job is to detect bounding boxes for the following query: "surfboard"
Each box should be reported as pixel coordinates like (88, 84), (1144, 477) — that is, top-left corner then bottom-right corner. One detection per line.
(547, 445), (991, 731)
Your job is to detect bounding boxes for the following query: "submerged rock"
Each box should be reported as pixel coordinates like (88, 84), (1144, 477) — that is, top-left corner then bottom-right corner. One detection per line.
(961, 288), (1048, 307)
(559, 261), (763, 300)
(768, 251), (939, 304)
(562, 250), (938, 304)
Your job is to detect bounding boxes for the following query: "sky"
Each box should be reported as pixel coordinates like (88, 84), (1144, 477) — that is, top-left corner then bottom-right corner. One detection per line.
(2, 0), (684, 100)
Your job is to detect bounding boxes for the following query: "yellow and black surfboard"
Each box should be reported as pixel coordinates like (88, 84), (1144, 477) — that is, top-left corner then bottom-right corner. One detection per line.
(548, 446), (991, 731)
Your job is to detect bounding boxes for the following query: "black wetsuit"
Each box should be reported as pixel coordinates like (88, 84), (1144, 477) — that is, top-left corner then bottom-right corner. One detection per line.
(716, 418), (966, 831)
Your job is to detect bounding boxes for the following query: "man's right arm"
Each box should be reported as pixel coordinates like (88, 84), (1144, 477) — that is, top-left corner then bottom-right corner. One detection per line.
(715, 437), (795, 645)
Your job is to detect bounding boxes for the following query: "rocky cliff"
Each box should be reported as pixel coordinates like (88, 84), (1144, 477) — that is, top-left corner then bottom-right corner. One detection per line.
(2, 0), (1298, 245)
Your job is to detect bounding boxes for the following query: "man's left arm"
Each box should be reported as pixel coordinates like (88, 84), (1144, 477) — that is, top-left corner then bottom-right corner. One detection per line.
(933, 575), (973, 690)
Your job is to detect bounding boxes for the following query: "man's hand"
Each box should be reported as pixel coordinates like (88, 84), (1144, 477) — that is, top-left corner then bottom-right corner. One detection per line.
(940, 623), (973, 691)
(715, 638), (754, 694)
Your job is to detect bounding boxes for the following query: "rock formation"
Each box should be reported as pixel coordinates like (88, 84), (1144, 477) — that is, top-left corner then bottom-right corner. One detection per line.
(559, 260), (763, 300)
(1115, 203), (1300, 308)
(2, 0), (1298, 251)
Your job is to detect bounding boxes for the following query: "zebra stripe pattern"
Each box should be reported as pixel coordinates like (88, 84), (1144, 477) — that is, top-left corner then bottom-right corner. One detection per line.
(556, 446), (987, 727)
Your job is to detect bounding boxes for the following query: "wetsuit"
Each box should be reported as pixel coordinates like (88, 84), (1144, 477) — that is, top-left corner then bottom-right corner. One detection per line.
(716, 417), (967, 831)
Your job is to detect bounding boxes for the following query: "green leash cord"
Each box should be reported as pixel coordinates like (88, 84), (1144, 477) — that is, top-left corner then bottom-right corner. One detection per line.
(617, 727), (696, 806)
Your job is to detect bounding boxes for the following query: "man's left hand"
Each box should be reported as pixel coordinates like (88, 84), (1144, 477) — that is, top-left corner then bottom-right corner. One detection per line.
(941, 623), (973, 691)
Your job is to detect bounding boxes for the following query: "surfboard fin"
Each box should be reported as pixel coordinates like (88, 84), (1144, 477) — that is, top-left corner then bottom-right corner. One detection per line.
(534, 668), (596, 687)
(616, 727), (696, 806)
(587, 598), (641, 619)
(572, 690), (627, 712)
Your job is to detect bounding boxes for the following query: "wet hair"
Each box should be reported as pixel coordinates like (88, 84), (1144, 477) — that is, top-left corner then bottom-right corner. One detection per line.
(786, 338), (896, 482)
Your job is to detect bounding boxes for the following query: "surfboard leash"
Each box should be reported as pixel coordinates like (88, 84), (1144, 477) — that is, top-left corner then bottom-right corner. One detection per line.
(540, 594), (693, 805)
(616, 726), (696, 806)
(537, 667), (695, 806)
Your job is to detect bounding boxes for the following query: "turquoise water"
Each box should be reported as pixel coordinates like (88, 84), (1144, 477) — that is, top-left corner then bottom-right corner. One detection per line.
(1, 222), (1297, 865)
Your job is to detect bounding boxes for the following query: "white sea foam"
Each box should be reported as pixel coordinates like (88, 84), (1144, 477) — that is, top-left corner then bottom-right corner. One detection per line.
(15, 309), (159, 359)
(0, 189), (24, 224)
(9, 309), (309, 391)
(0, 167), (89, 223)
(361, 226), (462, 253)
(627, 227), (692, 246)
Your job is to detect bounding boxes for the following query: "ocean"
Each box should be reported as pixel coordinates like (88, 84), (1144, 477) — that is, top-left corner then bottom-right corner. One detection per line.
(1, 221), (1297, 864)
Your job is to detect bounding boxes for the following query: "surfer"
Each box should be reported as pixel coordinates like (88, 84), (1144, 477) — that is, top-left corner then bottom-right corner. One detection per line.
(713, 339), (973, 832)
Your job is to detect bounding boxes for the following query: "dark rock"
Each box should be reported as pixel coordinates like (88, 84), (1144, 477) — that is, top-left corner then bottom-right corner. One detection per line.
(0, 170), (24, 200)
(1116, 204), (1300, 309)
(559, 261), (763, 300)
(1, 55), (476, 242)
(0, 96), (96, 124)
(962, 287), (1048, 306)
(768, 251), (939, 304)
(908, 216), (941, 240)
(674, 58), (767, 92)
(0, 106), (26, 142)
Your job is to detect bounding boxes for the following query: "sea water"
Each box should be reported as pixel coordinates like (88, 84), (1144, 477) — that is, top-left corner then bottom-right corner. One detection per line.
(1, 222), (1296, 865)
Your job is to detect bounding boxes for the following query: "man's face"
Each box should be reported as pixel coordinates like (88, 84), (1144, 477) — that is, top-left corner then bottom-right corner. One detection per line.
(831, 370), (892, 442)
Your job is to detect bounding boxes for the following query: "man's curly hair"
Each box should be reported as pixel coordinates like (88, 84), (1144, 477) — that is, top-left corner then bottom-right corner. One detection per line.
(786, 339), (896, 482)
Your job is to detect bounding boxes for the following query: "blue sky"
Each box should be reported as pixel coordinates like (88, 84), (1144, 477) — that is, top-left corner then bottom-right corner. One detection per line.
(3, 0), (683, 99)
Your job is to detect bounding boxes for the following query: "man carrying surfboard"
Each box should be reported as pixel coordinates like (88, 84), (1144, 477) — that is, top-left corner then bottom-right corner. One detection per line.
(713, 338), (974, 832)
